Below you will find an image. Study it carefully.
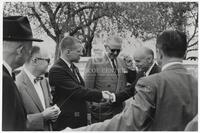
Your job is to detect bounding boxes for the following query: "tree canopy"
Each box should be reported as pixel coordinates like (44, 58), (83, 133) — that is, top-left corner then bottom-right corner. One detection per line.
(3, 2), (198, 61)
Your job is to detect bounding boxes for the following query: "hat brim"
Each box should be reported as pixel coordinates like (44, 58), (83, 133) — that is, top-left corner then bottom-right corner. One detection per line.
(4, 37), (43, 42)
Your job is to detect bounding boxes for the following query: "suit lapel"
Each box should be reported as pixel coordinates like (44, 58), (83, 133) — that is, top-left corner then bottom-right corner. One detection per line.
(59, 59), (81, 84)
(104, 55), (118, 78)
(21, 71), (44, 111)
(74, 66), (85, 86)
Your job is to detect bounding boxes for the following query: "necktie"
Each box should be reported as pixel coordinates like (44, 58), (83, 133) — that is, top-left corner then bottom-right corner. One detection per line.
(12, 72), (16, 81)
(34, 76), (43, 83)
(111, 59), (118, 75)
(70, 64), (80, 82)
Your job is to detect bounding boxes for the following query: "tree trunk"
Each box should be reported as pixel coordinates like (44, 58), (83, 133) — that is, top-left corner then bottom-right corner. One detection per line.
(54, 37), (61, 62)
(84, 37), (93, 57)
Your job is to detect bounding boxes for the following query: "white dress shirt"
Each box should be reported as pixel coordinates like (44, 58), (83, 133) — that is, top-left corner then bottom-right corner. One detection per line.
(24, 67), (46, 109)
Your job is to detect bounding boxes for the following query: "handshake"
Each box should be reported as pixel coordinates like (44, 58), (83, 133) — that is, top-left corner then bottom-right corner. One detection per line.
(101, 91), (116, 103)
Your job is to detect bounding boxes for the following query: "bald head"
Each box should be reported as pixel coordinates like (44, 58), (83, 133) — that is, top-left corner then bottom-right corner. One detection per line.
(134, 47), (154, 59)
(134, 47), (154, 72)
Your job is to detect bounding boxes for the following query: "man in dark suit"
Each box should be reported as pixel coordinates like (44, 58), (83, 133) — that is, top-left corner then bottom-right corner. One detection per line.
(2, 16), (43, 131)
(16, 46), (60, 131)
(113, 47), (160, 103)
(71, 30), (197, 131)
(48, 36), (112, 130)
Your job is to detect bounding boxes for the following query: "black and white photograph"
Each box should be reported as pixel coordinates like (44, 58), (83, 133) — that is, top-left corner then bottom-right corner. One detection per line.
(1, 0), (198, 131)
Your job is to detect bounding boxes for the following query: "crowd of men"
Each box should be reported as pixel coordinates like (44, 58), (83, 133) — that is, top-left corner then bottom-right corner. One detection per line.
(2, 16), (198, 131)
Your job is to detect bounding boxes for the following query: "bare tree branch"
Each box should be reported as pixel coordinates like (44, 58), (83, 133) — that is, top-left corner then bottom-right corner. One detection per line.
(187, 10), (198, 44)
(30, 7), (56, 41)
(69, 13), (105, 36)
(187, 41), (198, 48)
(41, 2), (61, 36)
(54, 2), (62, 16)
(187, 48), (198, 53)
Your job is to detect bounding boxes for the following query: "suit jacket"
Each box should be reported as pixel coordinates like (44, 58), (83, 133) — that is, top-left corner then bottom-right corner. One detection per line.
(75, 63), (198, 131)
(48, 58), (103, 130)
(115, 63), (160, 103)
(15, 70), (53, 131)
(84, 55), (132, 122)
(2, 66), (27, 131)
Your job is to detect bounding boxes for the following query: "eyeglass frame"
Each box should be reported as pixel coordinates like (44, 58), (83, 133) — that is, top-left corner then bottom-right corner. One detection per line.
(35, 57), (50, 64)
(106, 46), (121, 53)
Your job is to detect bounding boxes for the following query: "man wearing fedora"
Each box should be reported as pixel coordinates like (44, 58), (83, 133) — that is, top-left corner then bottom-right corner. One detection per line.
(3, 16), (43, 131)
(84, 36), (136, 123)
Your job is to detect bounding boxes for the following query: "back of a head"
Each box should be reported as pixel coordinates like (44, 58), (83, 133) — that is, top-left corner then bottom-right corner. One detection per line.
(156, 30), (187, 58)
(60, 36), (81, 53)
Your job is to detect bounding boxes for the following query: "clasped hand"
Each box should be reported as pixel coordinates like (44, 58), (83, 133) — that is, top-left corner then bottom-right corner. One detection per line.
(42, 104), (61, 122)
(102, 91), (115, 102)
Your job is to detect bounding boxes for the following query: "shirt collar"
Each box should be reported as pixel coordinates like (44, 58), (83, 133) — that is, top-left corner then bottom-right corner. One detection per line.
(3, 60), (12, 76)
(23, 66), (37, 84)
(145, 62), (156, 76)
(162, 62), (182, 71)
(61, 57), (71, 68)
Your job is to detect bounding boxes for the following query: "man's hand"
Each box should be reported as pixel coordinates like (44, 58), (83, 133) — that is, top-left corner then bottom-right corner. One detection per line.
(42, 104), (61, 121)
(102, 91), (116, 102)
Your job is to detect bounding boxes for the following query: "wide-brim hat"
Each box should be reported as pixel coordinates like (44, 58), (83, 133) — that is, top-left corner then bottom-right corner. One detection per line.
(104, 36), (122, 49)
(3, 16), (43, 42)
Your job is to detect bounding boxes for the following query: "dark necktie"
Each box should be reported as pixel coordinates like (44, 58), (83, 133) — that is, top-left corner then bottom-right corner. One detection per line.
(34, 76), (43, 83)
(12, 72), (16, 81)
(70, 64), (80, 82)
(111, 59), (118, 75)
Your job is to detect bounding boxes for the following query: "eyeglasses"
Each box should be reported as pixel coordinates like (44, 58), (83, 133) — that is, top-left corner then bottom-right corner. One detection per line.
(36, 58), (50, 64)
(110, 49), (121, 53)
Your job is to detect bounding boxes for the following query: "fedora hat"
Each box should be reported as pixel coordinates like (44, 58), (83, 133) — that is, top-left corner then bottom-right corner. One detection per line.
(105, 36), (122, 49)
(3, 16), (43, 42)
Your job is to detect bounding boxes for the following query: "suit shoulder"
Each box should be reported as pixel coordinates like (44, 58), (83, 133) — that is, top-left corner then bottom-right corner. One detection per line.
(137, 72), (162, 88)
(49, 62), (64, 72)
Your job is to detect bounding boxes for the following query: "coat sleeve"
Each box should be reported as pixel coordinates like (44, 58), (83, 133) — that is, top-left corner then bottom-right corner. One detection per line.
(2, 75), (18, 130)
(73, 78), (156, 131)
(26, 113), (44, 130)
(49, 66), (102, 103)
(84, 58), (96, 89)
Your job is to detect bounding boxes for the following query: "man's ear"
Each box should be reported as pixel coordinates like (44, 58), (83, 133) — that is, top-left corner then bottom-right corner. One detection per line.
(64, 49), (70, 55)
(16, 45), (24, 55)
(157, 49), (163, 60)
(147, 55), (154, 64)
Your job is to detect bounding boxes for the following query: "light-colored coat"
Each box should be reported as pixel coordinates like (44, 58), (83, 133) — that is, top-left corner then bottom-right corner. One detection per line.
(76, 64), (198, 131)
(84, 54), (128, 122)
(16, 70), (53, 131)
(84, 54), (127, 93)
